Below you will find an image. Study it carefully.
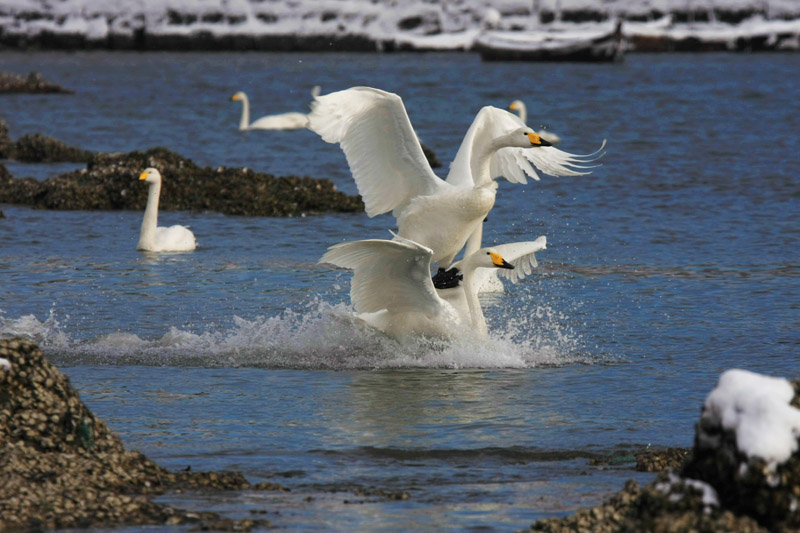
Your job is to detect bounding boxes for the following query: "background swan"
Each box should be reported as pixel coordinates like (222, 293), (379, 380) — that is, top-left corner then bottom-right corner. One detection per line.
(232, 86), (320, 131)
(509, 99), (562, 145)
(319, 236), (528, 342)
(137, 168), (196, 252)
(308, 86), (600, 271)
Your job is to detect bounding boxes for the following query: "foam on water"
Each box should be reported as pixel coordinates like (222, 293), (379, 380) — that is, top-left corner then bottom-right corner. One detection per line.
(0, 296), (593, 370)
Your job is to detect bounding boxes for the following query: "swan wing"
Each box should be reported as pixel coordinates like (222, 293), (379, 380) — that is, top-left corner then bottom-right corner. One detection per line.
(319, 238), (442, 315)
(468, 236), (547, 290)
(249, 112), (309, 130)
(307, 86), (445, 217)
(447, 106), (604, 186)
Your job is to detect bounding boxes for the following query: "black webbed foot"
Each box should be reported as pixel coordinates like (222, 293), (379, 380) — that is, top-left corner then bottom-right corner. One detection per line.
(432, 267), (463, 290)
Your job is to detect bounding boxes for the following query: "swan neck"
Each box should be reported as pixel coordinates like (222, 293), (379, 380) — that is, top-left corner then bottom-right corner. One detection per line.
(139, 181), (160, 248)
(239, 95), (250, 130)
(473, 140), (504, 187)
(517, 104), (527, 124)
(461, 268), (487, 335)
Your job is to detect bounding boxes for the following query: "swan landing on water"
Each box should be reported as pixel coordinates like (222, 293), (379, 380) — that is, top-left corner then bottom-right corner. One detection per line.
(137, 168), (196, 253)
(319, 235), (546, 342)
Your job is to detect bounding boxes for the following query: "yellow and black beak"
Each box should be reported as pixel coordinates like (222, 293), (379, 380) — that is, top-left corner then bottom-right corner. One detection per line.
(231, 94), (239, 101)
(138, 170), (149, 181)
(527, 131), (552, 147)
(490, 252), (515, 270)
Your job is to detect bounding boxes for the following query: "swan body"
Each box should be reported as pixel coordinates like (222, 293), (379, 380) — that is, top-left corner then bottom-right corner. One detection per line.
(308, 86), (599, 268)
(137, 168), (196, 252)
(232, 86), (320, 131)
(319, 235), (546, 342)
(509, 99), (562, 145)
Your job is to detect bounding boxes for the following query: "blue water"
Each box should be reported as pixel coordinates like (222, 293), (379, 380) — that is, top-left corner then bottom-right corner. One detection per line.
(1, 51), (799, 531)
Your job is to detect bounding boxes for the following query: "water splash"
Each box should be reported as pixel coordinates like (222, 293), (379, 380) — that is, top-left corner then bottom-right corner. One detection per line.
(0, 297), (595, 369)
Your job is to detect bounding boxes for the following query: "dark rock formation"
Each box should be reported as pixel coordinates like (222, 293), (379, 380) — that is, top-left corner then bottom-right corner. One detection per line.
(0, 337), (281, 531)
(0, 71), (72, 94)
(531, 375), (800, 533)
(635, 447), (691, 472)
(0, 146), (364, 216)
(12, 133), (94, 163)
(0, 120), (93, 162)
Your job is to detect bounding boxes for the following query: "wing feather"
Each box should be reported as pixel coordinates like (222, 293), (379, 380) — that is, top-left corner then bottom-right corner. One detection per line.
(319, 239), (442, 315)
(447, 106), (605, 186)
(467, 236), (547, 290)
(308, 87), (444, 217)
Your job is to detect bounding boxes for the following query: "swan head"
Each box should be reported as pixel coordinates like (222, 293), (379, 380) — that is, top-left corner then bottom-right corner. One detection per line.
(231, 91), (245, 102)
(139, 168), (162, 184)
(509, 100), (525, 112)
(484, 250), (515, 270)
(496, 127), (552, 148)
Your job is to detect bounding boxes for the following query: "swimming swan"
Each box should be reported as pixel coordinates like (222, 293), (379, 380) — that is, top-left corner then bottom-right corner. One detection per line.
(308, 86), (600, 270)
(137, 168), (196, 252)
(232, 86), (320, 131)
(509, 99), (562, 145)
(319, 235), (546, 341)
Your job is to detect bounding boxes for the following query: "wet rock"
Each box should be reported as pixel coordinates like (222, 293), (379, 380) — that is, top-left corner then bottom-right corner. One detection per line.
(635, 447), (691, 472)
(531, 372), (800, 533)
(0, 146), (364, 216)
(0, 120), (93, 162)
(12, 133), (94, 163)
(0, 337), (274, 532)
(0, 71), (72, 94)
(681, 375), (800, 531)
(0, 120), (14, 158)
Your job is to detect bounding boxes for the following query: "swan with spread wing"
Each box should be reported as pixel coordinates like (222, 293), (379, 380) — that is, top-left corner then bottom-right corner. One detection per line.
(308, 87), (601, 274)
(319, 235), (546, 341)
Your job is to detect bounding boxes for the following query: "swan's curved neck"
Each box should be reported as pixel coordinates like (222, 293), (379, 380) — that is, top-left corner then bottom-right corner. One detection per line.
(238, 95), (250, 130)
(515, 103), (527, 124)
(473, 137), (511, 187)
(138, 181), (160, 249)
(461, 266), (487, 336)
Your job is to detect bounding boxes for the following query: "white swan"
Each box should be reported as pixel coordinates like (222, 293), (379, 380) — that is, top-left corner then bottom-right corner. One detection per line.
(137, 168), (196, 252)
(308, 86), (600, 271)
(232, 86), (320, 131)
(510, 99), (562, 145)
(319, 235), (546, 342)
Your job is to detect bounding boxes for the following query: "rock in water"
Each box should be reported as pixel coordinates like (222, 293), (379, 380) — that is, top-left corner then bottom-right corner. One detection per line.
(0, 338), (277, 531)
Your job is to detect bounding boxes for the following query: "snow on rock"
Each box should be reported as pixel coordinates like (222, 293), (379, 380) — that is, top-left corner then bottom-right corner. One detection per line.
(701, 369), (800, 472)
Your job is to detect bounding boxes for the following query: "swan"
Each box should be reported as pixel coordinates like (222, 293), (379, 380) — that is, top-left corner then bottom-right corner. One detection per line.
(308, 86), (600, 271)
(232, 86), (320, 131)
(137, 168), (197, 252)
(509, 99), (562, 145)
(319, 235), (546, 342)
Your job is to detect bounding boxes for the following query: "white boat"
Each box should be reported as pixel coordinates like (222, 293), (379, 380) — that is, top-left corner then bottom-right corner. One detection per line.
(474, 20), (624, 62)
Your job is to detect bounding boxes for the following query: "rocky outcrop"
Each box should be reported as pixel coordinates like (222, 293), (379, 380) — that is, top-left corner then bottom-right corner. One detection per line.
(0, 146), (364, 216)
(0, 71), (72, 93)
(531, 371), (800, 533)
(0, 120), (93, 162)
(0, 338), (284, 531)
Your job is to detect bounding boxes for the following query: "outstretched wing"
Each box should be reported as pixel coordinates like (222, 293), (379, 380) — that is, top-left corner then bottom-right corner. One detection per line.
(319, 238), (442, 315)
(469, 236), (548, 291)
(308, 87), (445, 217)
(446, 106), (604, 187)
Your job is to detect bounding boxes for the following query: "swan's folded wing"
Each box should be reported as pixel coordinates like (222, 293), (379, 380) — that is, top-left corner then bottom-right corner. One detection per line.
(319, 238), (442, 315)
(249, 112), (309, 130)
(447, 106), (605, 186)
(308, 87), (445, 217)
